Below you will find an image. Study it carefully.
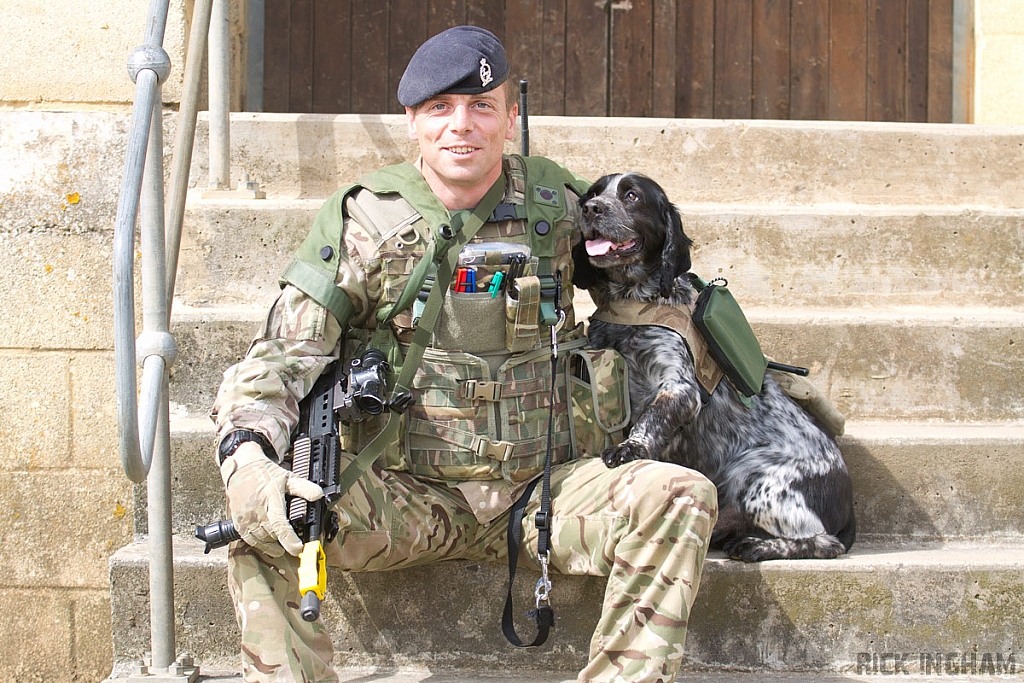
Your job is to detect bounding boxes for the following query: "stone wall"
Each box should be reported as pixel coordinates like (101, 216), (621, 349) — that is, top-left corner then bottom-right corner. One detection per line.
(975, 0), (1024, 123)
(0, 110), (140, 681)
(0, 1), (185, 108)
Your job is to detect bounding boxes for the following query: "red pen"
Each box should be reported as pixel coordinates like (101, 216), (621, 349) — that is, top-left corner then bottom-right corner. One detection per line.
(455, 268), (467, 293)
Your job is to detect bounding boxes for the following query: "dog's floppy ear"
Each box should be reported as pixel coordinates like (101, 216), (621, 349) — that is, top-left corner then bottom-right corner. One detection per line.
(572, 238), (602, 290)
(658, 200), (693, 298)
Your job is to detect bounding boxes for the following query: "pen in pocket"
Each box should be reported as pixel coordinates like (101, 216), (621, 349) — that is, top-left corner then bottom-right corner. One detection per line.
(455, 267), (476, 293)
(488, 271), (505, 297)
(502, 254), (525, 292)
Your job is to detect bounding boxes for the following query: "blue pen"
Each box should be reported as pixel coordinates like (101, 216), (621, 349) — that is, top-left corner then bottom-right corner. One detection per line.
(465, 267), (476, 293)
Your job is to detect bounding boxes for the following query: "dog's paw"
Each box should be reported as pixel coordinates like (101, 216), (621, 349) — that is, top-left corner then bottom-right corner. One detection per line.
(722, 536), (776, 562)
(722, 534), (847, 562)
(601, 440), (648, 468)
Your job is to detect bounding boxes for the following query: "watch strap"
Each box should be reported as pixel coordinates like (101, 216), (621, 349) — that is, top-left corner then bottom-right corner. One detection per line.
(218, 429), (273, 465)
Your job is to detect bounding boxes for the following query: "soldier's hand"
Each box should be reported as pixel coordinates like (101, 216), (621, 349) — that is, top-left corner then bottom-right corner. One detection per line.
(219, 441), (324, 557)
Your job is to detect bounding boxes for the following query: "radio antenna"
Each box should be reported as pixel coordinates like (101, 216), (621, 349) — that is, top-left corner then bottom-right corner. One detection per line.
(519, 79), (529, 156)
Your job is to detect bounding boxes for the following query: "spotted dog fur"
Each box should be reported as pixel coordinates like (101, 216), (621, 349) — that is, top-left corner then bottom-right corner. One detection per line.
(573, 172), (856, 562)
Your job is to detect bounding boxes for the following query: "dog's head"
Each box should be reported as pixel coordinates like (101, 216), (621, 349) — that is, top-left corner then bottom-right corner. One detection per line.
(573, 173), (693, 299)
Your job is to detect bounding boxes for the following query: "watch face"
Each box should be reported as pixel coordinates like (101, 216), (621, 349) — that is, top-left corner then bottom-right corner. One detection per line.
(220, 431), (251, 459)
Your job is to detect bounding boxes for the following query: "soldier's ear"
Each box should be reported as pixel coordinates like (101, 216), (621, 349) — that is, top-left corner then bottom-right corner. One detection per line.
(406, 106), (419, 140)
(505, 101), (518, 142)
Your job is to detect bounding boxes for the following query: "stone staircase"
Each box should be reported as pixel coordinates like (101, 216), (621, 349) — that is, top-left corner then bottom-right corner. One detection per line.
(107, 114), (1024, 681)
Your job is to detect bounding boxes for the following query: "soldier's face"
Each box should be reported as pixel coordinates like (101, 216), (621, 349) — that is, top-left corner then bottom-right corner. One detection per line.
(406, 87), (517, 206)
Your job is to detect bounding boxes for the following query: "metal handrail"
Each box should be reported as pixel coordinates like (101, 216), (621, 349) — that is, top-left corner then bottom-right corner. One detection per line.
(112, 0), (216, 675)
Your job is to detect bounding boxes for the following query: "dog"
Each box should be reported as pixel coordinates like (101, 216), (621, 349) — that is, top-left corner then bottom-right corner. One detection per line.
(572, 172), (856, 562)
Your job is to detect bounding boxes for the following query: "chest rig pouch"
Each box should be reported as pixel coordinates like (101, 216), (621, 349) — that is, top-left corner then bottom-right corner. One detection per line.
(284, 156), (618, 483)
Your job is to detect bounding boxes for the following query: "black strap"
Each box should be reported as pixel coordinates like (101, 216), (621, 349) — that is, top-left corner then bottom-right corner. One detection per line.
(502, 273), (562, 649)
(502, 478), (554, 647)
(537, 330), (558, 559)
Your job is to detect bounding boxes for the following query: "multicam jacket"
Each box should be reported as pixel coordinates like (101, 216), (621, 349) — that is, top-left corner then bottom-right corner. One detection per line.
(212, 155), (630, 522)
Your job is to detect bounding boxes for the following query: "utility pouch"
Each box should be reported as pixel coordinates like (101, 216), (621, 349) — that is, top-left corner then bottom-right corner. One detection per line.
(691, 278), (767, 398)
(435, 292), (506, 353)
(568, 348), (631, 458)
(398, 336), (585, 482)
(505, 275), (542, 352)
(429, 242), (536, 354)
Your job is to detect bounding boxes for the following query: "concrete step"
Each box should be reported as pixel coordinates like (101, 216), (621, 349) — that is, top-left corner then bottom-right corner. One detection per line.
(166, 304), (1024, 422)
(7, 111), (1023, 238)
(104, 666), (1024, 682)
(188, 114), (1024, 208)
(177, 196), (1024, 310)
(145, 418), (1024, 544)
(108, 537), (1024, 675)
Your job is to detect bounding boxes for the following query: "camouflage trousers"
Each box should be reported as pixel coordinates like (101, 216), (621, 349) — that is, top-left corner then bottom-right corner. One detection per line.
(227, 456), (718, 683)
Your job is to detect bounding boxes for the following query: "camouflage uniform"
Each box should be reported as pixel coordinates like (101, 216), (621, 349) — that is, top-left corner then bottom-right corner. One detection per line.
(213, 156), (718, 683)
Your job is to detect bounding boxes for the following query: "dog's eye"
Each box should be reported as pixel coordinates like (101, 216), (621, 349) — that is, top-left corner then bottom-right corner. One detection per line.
(625, 190), (640, 202)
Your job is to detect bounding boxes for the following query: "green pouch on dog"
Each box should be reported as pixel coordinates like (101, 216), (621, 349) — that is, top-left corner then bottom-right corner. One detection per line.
(690, 276), (767, 399)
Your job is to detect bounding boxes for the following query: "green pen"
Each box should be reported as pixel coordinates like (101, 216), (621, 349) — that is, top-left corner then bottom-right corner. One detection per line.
(489, 271), (505, 297)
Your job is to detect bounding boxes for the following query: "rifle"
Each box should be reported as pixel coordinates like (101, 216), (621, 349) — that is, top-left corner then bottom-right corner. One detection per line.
(196, 360), (347, 622)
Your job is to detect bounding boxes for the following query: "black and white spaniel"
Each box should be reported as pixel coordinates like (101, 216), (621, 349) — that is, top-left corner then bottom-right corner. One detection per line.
(573, 172), (856, 562)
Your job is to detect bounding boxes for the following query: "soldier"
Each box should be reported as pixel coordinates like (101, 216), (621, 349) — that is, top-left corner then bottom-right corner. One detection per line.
(212, 26), (718, 683)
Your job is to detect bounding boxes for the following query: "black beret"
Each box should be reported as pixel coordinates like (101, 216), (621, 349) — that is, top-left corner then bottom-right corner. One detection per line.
(398, 26), (509, 108)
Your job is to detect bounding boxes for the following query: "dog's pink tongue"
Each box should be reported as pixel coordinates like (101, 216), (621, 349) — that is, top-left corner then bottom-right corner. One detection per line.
(586, 239), (615, 256)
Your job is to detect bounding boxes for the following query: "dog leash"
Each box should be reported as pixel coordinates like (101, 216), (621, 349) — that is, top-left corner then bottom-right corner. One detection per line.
(502, 272), (562, 648)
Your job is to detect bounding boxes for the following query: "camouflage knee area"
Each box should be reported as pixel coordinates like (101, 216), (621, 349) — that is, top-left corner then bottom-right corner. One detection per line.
(599, 460), (718, 608)
(613, 459), (718, 533)
(580, 461), (718, 683)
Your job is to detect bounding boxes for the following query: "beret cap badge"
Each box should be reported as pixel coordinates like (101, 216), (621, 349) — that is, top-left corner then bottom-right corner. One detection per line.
(479, 58), (493, 87)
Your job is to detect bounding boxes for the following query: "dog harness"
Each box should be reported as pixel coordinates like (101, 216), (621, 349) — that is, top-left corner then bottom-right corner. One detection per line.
(590, 298), (725, 396)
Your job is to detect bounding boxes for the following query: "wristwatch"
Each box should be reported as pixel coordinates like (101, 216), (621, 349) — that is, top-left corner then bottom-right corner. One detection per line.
(217, 429), (273, 465)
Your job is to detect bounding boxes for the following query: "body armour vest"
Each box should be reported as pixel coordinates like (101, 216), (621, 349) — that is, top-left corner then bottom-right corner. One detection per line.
(280, 155), (603, 483)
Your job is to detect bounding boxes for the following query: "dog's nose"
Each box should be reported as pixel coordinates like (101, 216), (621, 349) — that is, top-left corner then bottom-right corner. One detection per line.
(583, 197), (605, 218)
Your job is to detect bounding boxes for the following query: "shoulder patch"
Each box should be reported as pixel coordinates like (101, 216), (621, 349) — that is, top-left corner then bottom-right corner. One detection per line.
(533, 185), (561, 208)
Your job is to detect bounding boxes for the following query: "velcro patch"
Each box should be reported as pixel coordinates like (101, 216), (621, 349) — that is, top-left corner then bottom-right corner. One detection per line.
(533, 185), (561, 207)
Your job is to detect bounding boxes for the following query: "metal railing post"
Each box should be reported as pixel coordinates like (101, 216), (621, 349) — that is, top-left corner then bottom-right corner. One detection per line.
(139, 94), (178, 673)
(112, 0), (203, 680)
(208, 0), (231, 190)
(165, 0), (215, 309)
(203, 0), (265, 200)
(115, 0), (261, 677)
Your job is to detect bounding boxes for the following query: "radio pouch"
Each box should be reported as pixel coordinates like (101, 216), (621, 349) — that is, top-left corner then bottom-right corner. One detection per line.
(690, 276), (767, 399)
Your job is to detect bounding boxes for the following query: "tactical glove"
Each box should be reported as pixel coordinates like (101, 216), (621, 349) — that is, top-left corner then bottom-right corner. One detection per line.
(219, 441), (324, 557)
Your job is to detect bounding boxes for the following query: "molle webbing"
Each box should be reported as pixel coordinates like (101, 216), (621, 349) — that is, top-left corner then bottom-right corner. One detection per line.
(590, 299), (724, 395)
(280, 156), (589, 329)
